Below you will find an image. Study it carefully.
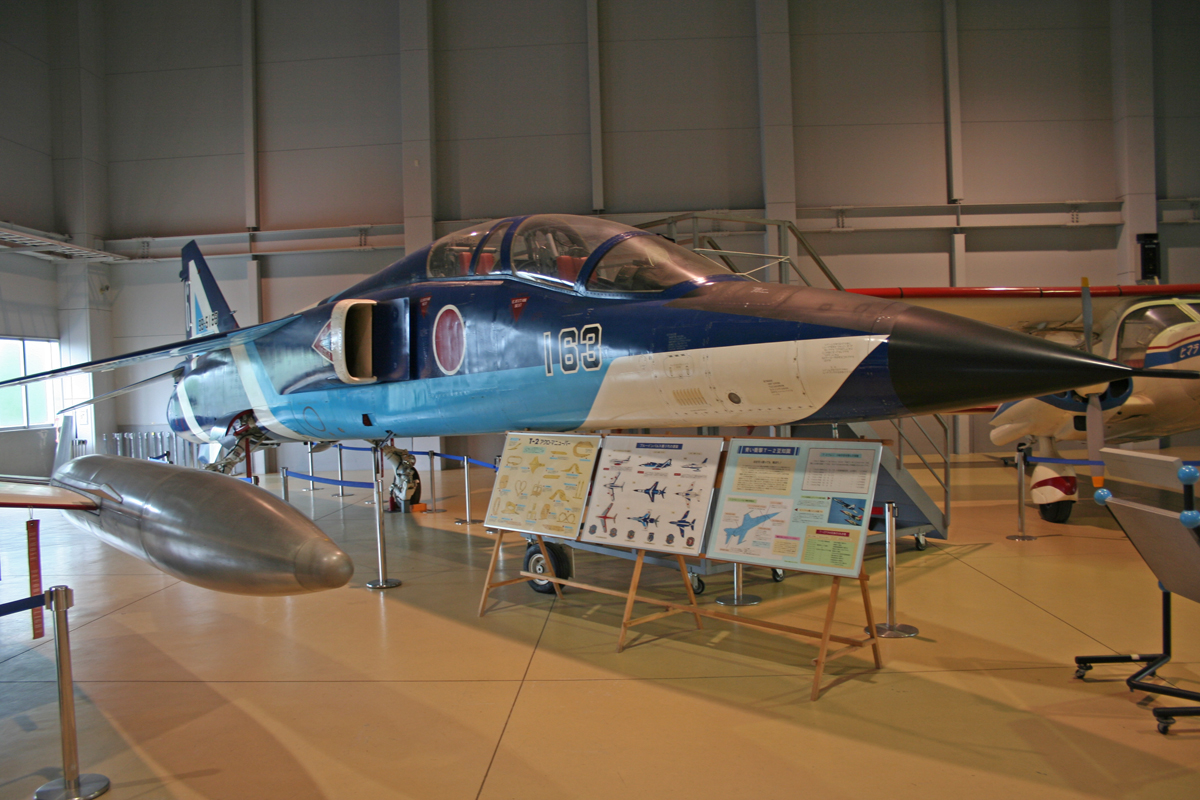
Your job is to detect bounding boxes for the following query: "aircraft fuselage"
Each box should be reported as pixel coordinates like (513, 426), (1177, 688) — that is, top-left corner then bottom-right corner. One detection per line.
(165, 214), (1144, 446)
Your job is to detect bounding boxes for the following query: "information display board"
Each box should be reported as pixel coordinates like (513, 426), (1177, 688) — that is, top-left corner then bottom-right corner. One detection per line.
(485, 432), (601, 538)
(704, 439), (883, 577)
(579, 435), (724, 555)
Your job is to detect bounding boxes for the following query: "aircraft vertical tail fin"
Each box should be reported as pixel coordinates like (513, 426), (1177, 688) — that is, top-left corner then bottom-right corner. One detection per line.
(180, 241), (239, 338)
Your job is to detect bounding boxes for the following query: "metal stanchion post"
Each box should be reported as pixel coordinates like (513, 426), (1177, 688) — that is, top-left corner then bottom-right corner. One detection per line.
(332, 445), (353, 498)
(716, 563), (761, 606)
(35, 586), (110, 800)
(456, 459), (483, 525)
(869, 503), (919, 638)
(1008, 445), (1037, 541)
(366, 445), (401, 590)
(282, 468), (290, 503)
(301, 446), (322, 492)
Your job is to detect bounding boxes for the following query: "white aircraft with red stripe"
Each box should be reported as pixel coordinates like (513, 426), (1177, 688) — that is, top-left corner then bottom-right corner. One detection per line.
(850, 284), (1200, 523)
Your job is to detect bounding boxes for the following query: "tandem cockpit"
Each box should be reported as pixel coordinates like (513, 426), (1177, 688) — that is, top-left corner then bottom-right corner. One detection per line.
(424, 214), (744, 294)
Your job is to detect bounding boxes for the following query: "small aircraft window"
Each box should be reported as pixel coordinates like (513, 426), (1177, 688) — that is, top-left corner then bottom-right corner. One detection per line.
(1116, 304), (1192, 366)
(427, 224), (492, 279)
(586, 235), (736, 293)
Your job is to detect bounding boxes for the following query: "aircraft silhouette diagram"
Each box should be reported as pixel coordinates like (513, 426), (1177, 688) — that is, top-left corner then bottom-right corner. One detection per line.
(668, 511), (696, 533)
(628, 511), (660, 529)
(636, 481), (666, 503)
(723, 511), (780, 546)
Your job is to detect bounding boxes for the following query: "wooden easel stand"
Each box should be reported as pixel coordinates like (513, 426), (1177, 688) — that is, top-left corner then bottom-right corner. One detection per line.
(478, 531), (883, 700)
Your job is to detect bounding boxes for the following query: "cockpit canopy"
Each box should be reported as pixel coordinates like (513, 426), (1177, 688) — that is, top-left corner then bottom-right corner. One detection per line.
(1109, 299), (1200, 367)
(426, 214), (740, 293)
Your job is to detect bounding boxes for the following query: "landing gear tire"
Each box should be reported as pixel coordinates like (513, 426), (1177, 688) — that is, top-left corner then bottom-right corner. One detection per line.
(1157, 717), (1175, 735)
(771, 568), (786, 582)
(1074, 664), (1092, 679)
(914, 532), (928, 551)
(690, 574), (706, 595)
(524, 543), (568, 594)
(1038, 500), (1074, 524)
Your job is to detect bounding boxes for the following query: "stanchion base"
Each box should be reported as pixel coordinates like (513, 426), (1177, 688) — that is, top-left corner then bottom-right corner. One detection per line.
(366, 578), (402, 590)
(35, 773), (110, 800)
(423, 507), (447, 513)
(1006, 534), (1039, 541)
(299, 488), (324, 492)
(332, 492), (354, 498)
(454, 518), (484, 525)
(363, 500), (375, 506)
(715, 593), (761, 606)
(868, 623), (919, 638)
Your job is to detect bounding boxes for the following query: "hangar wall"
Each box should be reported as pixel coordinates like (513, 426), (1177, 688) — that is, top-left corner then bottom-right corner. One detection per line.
(0, 0), (1198, 457)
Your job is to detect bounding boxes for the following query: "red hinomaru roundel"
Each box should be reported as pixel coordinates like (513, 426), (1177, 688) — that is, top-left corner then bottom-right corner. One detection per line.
(433, 305), (465, 375)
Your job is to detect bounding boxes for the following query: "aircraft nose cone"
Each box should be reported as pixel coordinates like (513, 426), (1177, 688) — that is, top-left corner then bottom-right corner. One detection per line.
(294, 537), (355, 591)
(887, 305), (1133, 414)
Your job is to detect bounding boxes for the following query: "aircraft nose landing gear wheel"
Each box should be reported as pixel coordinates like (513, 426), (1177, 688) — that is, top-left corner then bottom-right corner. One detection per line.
(1156, 717), (1174, 735)
(1039, 500), (1074, 523)
(771, 568), (785, 582)
(524, 543), (569, 594)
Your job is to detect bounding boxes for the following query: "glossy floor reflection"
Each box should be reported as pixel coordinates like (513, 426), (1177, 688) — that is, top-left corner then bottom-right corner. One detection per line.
(2, 462), (1198, 799)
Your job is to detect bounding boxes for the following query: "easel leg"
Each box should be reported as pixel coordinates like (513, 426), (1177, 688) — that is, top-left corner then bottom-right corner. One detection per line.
(534, 534), (564, 599)
(811, 576), (843, 701)
(676, 555), (703, 630)
(859, 569), (883, 669)
(478, 531), (506, 617)
(617, 550), (647, 652)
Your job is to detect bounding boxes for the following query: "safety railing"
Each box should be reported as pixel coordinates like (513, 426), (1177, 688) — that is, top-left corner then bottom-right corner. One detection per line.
(283, 445), (497, 517)
(0, 586), (110, 799)
(99, 431), (206, 468)
(888, 414), (952, 531)
(279, 444), (498, 590)
(636, 211), (844, 290)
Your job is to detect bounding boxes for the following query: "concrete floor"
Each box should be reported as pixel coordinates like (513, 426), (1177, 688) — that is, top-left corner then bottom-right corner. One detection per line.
(2, 460), (1199, 799)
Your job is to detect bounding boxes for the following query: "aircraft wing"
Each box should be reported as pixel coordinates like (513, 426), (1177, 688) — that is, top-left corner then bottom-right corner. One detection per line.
(847, 284), (1200, 332)
(0, 479), (97, 510)
(0, 316), (298, 390)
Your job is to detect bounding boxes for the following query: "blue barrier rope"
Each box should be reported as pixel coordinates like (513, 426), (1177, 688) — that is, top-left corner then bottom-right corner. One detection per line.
(288, 471), (375, 490)
(0, 594), (46, 618)
(1025, 456), (1105, 467)
(466, 456), (498, 471)
(322, 446), (499, 472)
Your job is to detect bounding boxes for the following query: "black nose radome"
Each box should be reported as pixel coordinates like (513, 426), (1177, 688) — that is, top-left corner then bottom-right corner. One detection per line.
(887, 305), (1135, 414)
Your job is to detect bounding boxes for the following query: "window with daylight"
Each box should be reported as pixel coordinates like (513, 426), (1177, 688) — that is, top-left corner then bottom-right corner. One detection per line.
(0, 338), (60, 429)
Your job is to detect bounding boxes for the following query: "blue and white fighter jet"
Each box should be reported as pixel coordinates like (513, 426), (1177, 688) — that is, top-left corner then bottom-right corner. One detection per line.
(636, 481), (666, 503)
(3, 214), (1190, 594)
(5, 214), (1175, 466)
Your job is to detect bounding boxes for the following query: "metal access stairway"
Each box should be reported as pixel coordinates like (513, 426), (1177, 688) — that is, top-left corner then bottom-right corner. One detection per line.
(792, 419), (950, 547)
